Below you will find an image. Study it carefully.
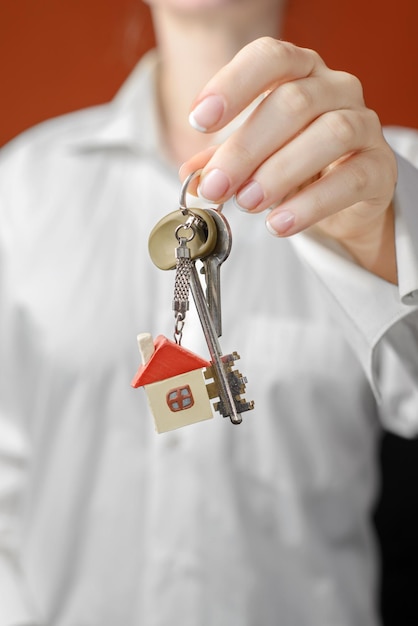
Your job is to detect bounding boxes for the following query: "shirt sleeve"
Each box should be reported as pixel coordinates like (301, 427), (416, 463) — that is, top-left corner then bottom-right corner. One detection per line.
(0, 147), (43, 626)
(290, 134), (418, 437)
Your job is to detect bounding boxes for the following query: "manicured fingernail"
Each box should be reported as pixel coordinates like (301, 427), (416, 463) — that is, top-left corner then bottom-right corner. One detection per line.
(235, 180), (264, 211)
(266, 210), (295, 236)
(189, 95), (224, 132)
(198, 169), (230, 201)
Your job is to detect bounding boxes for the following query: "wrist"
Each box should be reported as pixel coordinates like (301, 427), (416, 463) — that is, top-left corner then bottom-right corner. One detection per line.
(337, 202), (397, 284)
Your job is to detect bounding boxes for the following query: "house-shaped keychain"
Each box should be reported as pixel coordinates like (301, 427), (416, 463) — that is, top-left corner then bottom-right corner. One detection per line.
(131, 333), (214, 433)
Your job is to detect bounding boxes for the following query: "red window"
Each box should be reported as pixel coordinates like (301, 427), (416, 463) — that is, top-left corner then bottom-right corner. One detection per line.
(166, 385), (195, 412)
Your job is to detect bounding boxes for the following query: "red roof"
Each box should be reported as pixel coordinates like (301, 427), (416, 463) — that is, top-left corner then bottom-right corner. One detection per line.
(131, 335), (211, 388)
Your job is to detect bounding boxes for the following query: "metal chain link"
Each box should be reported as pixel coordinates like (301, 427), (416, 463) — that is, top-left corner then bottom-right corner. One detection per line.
(173, 256), (192, 304)
(172, 236), (193, 344)
(171, 172), (205, 344)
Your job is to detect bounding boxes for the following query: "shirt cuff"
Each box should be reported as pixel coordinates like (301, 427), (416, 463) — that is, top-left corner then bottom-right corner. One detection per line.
(393, 152), (418, 304)
(290, 227), (418, 400)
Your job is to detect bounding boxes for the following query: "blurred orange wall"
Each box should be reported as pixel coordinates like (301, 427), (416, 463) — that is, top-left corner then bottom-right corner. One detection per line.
(1, 0), (417, 147)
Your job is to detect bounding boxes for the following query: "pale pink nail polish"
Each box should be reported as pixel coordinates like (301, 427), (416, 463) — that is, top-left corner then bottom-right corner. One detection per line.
(235, 181), (264, 211)
(189, 95), (224, 132)
(266, 211), (295, 236)
(198, 169), (230, 201)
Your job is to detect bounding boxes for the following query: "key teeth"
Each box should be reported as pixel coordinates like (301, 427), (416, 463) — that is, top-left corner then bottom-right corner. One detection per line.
(205, 381), (219, 400)
(204, 357), (254, 419)
(203, 366), (215, 381)
(214, 398), (255, 418)
(222, 352), (240, 367)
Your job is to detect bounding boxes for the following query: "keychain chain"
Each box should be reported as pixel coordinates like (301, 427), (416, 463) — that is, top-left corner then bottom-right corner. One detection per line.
(172, 183), (210, 344)
(172, 221), (195, 344)
(172, 171), (211, 344)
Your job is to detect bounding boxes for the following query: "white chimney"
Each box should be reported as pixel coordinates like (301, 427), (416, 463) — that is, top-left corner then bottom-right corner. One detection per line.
(137, 333), (155, 365)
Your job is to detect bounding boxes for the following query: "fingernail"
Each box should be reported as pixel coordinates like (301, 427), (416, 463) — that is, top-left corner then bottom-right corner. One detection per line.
(235, 180), (264, 211)
(189, 95), (224, 132)
(266, 210), (295, 236)
(198, 169), (230, 201)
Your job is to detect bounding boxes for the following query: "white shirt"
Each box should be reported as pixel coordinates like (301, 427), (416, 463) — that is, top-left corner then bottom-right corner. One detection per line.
(1, 51), (418, 626)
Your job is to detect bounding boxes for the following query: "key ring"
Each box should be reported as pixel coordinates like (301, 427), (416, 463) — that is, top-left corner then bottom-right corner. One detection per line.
(179, 170), (202, 216)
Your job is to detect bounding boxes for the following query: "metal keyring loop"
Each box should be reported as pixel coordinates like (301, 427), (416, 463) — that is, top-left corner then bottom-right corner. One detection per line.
(179, 169), (202, 215)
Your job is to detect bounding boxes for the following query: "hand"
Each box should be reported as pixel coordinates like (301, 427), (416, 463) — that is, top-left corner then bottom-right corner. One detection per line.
(180, 37), (398, 282)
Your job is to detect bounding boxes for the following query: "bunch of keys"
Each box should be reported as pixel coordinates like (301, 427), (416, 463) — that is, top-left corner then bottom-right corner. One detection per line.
(132, 170), (254, 433)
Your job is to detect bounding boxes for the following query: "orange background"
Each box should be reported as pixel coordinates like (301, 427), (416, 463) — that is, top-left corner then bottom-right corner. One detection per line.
(1, 0), (417, 147)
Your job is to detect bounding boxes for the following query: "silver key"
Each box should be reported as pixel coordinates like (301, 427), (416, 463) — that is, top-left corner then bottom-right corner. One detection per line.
(189, 262), (243, 424)
(202, 207), (232, 337)
(176, 170), (254, 424)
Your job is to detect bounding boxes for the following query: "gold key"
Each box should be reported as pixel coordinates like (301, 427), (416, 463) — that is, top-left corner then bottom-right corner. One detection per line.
(148, 207), (218, 270)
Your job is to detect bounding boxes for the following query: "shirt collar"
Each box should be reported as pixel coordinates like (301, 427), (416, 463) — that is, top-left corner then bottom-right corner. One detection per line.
(68, 50), (163, 156)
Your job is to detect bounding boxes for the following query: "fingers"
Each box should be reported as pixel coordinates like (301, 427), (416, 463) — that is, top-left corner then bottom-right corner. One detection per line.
(193, 72), (363, 201)
(266, 145), (396, 237)
(181, 37), (396, 239)
(189, 38), (327, 133)
(234, 107), (383, 214)
(181, 107), (391, 228)
(184, 39), (367, 203)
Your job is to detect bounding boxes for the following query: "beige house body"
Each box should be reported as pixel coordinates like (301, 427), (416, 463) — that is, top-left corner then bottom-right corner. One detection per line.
(132, 333), (214, 433)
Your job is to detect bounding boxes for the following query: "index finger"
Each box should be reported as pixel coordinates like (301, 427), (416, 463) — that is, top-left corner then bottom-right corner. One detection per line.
(189, 38), (325, 133)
